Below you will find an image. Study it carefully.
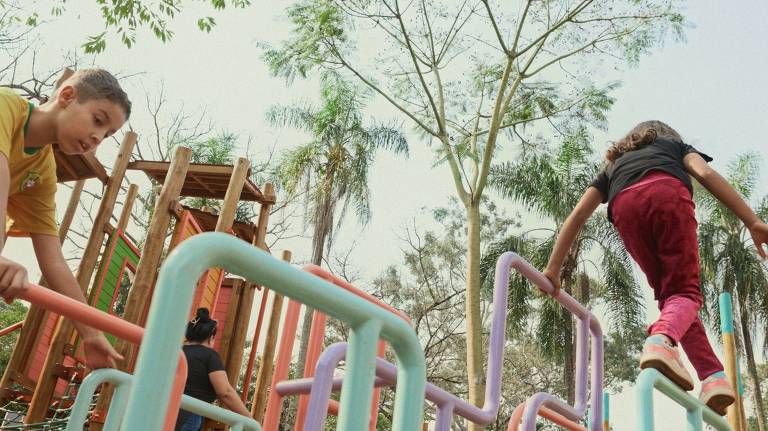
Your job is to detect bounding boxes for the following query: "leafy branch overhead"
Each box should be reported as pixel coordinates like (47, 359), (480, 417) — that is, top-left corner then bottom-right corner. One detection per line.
(24, 1), (252, 53)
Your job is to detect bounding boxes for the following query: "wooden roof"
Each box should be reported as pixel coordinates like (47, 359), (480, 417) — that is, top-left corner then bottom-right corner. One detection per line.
(54, 147), (109, 184)
(127, 161), (274, 204)
(182, 205), (257, 243)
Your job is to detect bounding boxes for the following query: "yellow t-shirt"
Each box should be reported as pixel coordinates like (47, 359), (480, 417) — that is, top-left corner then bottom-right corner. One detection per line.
(0, 88), (58, 237)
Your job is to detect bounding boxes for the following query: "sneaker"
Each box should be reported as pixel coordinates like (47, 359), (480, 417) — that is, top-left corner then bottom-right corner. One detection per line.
(699, 372), (735, 416)
(639, 335), (695, 391)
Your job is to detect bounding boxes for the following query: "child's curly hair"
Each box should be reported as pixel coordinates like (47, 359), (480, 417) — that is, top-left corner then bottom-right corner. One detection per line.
(606, 120), (683, 162)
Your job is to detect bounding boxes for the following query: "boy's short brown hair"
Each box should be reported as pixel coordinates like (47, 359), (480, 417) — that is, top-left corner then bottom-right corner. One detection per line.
(61, 69), (132, 120)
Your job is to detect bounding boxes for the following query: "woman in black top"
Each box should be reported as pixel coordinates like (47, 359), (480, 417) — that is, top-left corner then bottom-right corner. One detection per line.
(175, 308), (252, 431)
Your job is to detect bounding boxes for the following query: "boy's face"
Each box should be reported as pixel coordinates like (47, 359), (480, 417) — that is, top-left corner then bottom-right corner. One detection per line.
(56, 86), (127, 155)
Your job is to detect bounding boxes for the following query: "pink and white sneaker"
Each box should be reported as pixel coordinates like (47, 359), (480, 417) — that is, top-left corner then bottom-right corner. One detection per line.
(639, 335), (694, 391)
(699, 372), (735, 416)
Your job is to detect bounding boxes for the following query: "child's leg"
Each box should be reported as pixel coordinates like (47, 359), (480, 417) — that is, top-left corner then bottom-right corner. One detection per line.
(678, 316), (724, 381)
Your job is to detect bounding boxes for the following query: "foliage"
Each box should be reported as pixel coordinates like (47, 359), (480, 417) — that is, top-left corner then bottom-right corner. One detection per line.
(0, 301), (27, 377)
(17, 0), (252, 53)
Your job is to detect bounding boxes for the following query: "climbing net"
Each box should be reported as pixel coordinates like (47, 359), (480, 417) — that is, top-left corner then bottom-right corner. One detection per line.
(0, 375), (94, 430)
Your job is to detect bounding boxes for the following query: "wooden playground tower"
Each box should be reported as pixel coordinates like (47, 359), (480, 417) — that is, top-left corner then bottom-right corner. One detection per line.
(0, 71), (287, 430)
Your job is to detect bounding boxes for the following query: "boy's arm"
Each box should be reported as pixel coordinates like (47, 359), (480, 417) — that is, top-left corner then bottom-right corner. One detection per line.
(543, 187), (603, 296)
(0, 154), (31, 302)
(684, 153), (768, 258)
(31, 234), (124, 368)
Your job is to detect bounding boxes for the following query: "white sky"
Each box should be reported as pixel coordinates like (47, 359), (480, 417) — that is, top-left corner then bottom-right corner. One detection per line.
(4, 1), (767, 429)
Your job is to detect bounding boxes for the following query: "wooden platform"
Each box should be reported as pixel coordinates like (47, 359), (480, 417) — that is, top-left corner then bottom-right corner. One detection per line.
(181, 205), (257, 243)
(54, 148), (109, 184)
(127, 161), (274, 204)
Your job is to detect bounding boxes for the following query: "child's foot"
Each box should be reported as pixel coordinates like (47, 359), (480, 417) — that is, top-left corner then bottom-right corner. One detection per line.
(699, 372), (735, 416)
(639, 334), (694, 391)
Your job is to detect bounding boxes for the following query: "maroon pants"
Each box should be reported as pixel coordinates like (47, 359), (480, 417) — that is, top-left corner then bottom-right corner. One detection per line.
(611, 171), (723, 381)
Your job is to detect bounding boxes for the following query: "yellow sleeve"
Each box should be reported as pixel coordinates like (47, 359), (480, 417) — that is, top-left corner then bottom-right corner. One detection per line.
(0, 89), (24, 161)
(6, 183), (59, 237)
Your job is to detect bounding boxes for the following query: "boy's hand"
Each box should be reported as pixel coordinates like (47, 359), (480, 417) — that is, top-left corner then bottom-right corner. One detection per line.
(542, 267), (562, 298)
(81, 332), (124, 370)
(748, 220), (768, 260)
(0, 256), (29, 303)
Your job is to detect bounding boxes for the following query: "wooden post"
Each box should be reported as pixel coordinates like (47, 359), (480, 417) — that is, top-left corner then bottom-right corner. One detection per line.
(214, 157), (250, 367)
(0, 179), (84, 393)
(223, 183), (274, 387)
(251, 250), (290, 421)
(88, 146), (192, 430)
(116, 183), (139, 233)
(26, 133), (137, 424)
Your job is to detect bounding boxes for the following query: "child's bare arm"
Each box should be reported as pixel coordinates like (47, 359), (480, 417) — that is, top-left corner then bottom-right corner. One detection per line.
(0, 154), (30, 303)
(32, 234), (124, 368)
(543, 187), (603, 295)
(683, 153), (768, 258)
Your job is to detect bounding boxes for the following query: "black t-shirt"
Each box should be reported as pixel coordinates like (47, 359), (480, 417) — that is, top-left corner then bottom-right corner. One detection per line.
(590, 138), (713, 216)
(182, 344), (225, 403)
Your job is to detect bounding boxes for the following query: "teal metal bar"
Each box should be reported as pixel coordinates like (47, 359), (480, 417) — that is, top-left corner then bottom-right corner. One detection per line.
(67, 369), (261, 431)
(120, 232), (426, 431)
(603, 392), (609, 430)
(636, 369), (731, 431)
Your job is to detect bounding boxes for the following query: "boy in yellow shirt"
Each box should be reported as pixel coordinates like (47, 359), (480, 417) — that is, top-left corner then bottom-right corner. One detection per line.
(0, 69), (130, 369)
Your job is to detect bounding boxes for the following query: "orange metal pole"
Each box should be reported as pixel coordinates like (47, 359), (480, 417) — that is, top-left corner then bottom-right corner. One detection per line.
(507, 403), (587, 431)
(239, 288), (270, 401)
(261, 299), (302, 431)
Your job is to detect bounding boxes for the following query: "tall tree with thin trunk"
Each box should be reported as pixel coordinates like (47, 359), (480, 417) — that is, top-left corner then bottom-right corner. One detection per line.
(697, 153), (768, 431)
(264, 0), (686, 419)
(267, 73), (408, 376)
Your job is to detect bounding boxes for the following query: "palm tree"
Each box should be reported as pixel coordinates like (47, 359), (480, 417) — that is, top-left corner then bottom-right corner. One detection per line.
(267, 72), (408, 376)
(485, 128), (644, 404)
(697, 153), (768, 431)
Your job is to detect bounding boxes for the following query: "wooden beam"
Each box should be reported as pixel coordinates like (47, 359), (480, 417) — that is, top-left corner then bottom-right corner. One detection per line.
(223, 181), (272, 385)
(0, 179), (84, 395)
(90, 146), (192, 431)
(81, 152), (109, 184)
(26, 132), (137, 424)
(251, 250), (291, 421)
(116, 183), (139, 233)
(216, 157), (252, 374)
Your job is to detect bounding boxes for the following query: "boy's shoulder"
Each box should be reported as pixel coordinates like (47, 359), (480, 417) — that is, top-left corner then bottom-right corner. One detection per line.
(0, 87), (28, 122)
(0, 87), (26, 105)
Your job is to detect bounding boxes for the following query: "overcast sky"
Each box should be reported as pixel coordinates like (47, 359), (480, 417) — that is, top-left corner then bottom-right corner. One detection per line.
(5, 1), (768, 429)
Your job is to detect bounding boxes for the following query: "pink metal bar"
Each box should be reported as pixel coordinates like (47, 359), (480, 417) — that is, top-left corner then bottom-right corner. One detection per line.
(19, 284), (188, 431)
(240, 287), (270, 403)
(295, 265), (411, 431)
(508, 402), (588, 431)
(0, 320), (23, 337)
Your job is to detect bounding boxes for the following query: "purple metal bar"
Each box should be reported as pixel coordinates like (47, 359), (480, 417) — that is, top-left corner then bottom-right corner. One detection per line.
(276, 252), (602, 430)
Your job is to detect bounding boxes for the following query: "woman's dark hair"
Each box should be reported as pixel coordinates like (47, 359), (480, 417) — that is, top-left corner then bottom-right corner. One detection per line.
(185, 308), (217, 342)
(605, 120), (683, 162)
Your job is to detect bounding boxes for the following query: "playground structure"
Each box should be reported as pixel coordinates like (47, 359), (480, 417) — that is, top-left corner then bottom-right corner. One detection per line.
(3, 218), (752, 430)
(0, 114), (279, 427)
(0, 75), (755, 431)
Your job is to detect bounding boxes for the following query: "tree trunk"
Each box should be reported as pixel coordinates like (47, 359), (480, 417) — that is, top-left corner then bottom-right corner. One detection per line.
(739, 307), (767, 431)
(295, 201), (330, 379)
(465, 201), (485, 431)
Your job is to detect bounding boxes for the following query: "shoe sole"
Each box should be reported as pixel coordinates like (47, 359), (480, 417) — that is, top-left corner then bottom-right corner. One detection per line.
(640, 356), (694, 391)
(704, 393), (735, 416)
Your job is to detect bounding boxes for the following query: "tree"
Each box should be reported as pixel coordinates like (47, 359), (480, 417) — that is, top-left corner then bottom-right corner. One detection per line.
(0, 302), (27, 377)
(263, 1), (686, 418)
(484, 130), (643, 403)
(267, 72), (408, 377)
(697, 153), (768, 431)
(11, 0), (252, 54)
(747, 363), (768, 431)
